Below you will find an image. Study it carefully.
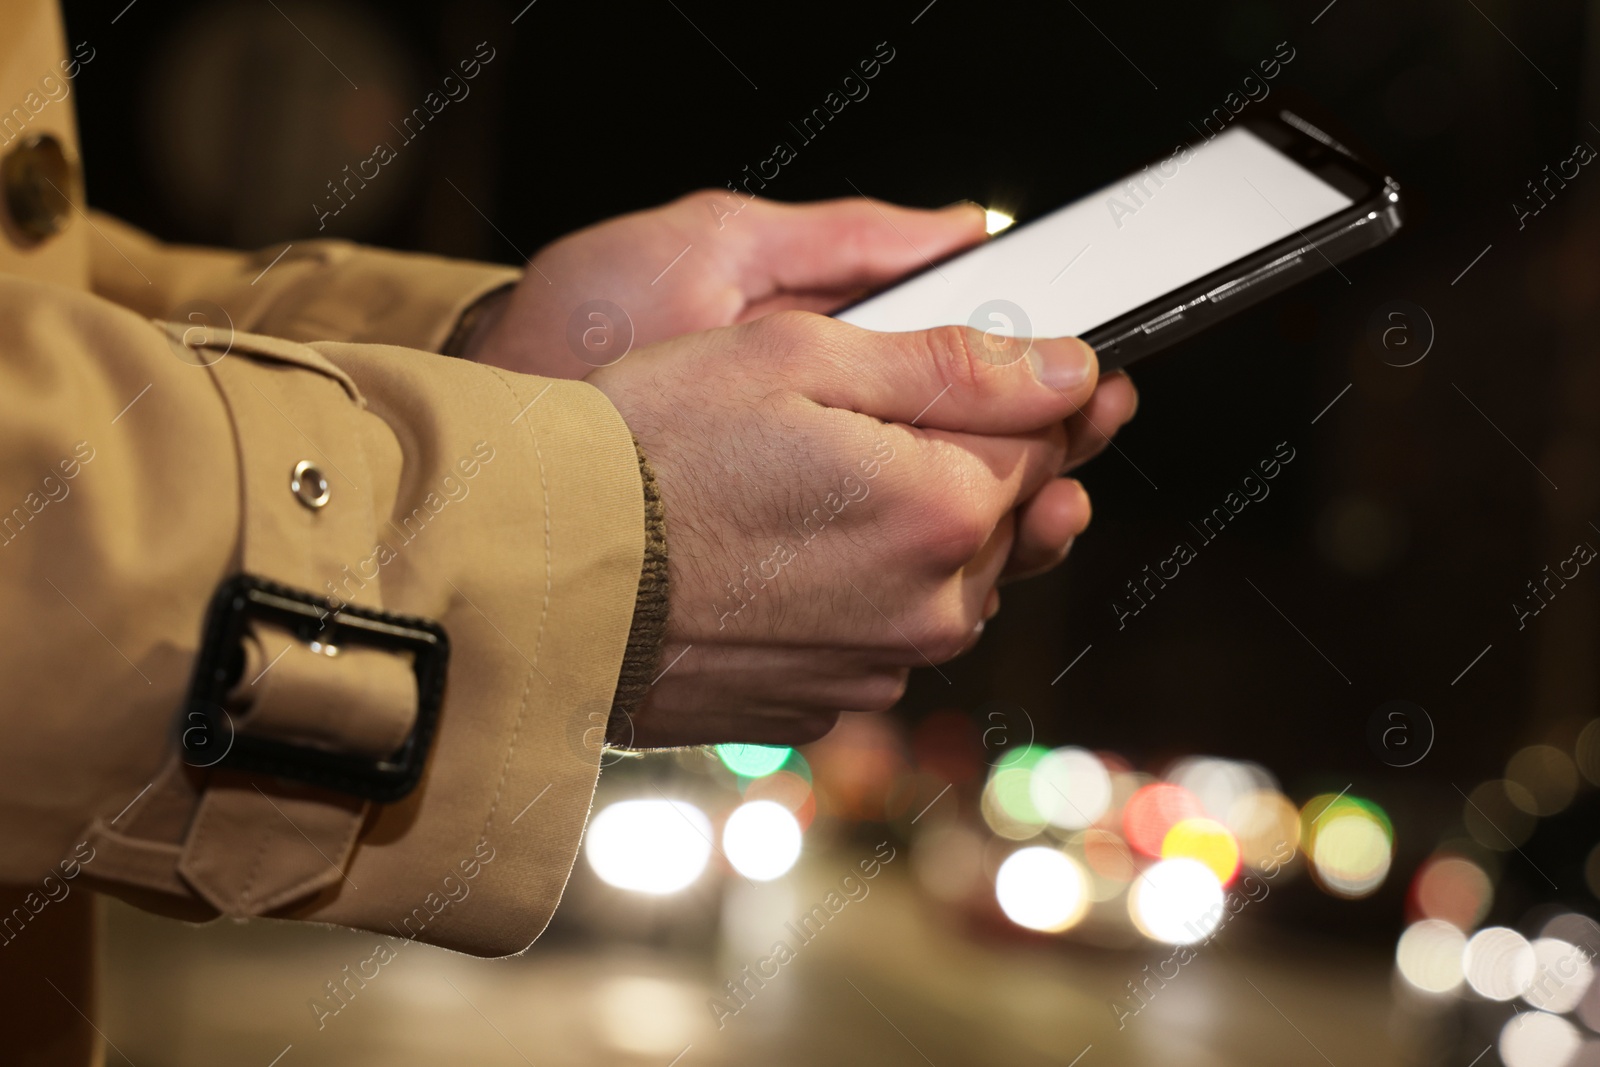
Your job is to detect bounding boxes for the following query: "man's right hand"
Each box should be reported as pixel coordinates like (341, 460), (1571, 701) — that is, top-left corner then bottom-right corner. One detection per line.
(589, 311), (1100, 748)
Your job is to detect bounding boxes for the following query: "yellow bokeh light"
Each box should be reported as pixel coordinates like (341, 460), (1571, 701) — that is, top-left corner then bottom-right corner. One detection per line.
(1161, 817), (1241, 884)
(1311, 813), (1392, 898)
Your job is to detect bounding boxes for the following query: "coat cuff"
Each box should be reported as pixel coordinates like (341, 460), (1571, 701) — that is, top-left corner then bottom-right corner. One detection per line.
(608, 438), (670, 740)
(86, 211), (522, 354)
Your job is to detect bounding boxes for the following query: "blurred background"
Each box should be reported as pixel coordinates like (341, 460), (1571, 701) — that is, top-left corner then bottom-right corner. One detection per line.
(61, 0), (1600, 1063)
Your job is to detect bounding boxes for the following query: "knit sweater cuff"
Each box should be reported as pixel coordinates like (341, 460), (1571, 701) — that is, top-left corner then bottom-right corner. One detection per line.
(609, 437), (669, 738)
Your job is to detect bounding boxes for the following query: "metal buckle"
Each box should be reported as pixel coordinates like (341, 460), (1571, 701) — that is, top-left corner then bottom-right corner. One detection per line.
(180, 574), (449, 802)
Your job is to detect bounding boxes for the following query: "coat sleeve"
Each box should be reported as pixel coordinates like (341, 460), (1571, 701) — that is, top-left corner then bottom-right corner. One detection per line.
(83, 210), (521, 354)
(0, 271), (642, 958)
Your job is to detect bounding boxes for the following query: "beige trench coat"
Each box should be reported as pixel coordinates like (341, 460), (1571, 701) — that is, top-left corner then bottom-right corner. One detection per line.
(0, 3), (648, 1062)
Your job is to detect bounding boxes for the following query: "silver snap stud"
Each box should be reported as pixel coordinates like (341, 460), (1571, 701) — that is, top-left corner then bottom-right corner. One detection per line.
(290, 460), (330, 509)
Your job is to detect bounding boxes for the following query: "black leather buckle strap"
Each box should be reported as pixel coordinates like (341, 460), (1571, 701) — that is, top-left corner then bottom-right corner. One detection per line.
(180, 574), (449, 802)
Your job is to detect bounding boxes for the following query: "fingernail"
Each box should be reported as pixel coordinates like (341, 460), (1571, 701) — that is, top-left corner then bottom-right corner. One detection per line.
(1026, 337), (1095, 391)
(940, 198), (985, 214)
(983, 588), (1001, 620)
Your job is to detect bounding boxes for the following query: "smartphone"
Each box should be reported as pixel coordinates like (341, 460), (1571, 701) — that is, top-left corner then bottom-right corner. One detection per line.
(834, 111), (1403, 371)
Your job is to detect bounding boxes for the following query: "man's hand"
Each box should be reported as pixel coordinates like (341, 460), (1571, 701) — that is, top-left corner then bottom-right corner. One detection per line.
(465, 192), (990, 378)
(590, 312), (1101, 748)
(462, 191), (1139, 584)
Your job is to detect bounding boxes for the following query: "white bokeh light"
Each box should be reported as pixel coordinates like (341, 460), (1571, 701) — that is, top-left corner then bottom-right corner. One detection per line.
(1129, 857), (1226, 945)
(585, 799), (712, 894)
(1395, 919), (1467, 994)
(1029, 747), (1112, 829)
(1499, 1010), (1582, 1067)
(1465, 927), (1538, 1001)
(722, 800), (803, 881)
(995, 847), (1089, 932)
(1524, 938), (1595, 1014)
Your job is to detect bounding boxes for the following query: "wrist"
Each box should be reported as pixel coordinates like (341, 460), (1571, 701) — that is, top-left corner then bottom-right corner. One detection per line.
(441, 282), (515, 360)
(607, 436), (670, 744)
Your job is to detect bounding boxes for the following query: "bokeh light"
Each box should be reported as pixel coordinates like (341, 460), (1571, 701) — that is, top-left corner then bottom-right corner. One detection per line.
(910, 710), (985, 787)
(1080, 828), (1139, 884)
(1303, 794), (1392, 899)
(1409, 854), (1492, 929)
(722, 800), (802, 881)
(1395, 919), (1467, 994)
(1029, 747), (1112, 830)
(1524, 938), (1595, 1014)
(805, 713), (906, 821)
(1464, 927), (1537, 1001)
(995, 847), (1089, 932)
(1228, 789), (1302, 870)
(1168, 757), (1272, 824)
(982, 745), (1051, 839)
(1463, 780), (1537, 851)
(1129, 858), (1226, 944)
(586, 799), (713, 895)
(1541, 913), (1600, 957)
(984, 208), (1015, 234)
(742, 769), (816, 830)
(1577, 718), (1600, 787)
(1499, 1011), (1582, 1067)
(1161, 818), (1242, 885)
(912, 821), (986, 904)
(1505, 744), (1579, 816)
(1124, 783), (1204, 858)
(715, 743), (792, 779)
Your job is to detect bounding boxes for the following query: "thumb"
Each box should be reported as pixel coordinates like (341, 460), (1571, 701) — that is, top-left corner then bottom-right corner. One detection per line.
(802, 316), (1100, 435)
(738, 197), (988, 297)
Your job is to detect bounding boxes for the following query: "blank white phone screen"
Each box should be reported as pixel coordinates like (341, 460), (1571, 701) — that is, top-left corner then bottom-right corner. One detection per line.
(835, 126), (1355, 339)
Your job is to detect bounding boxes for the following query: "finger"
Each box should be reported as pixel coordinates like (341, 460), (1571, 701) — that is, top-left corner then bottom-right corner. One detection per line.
(1003, 477), (1092, 580)
(737, 288), (872, 321)
(1062, 371), (1139, 472)
(735, 198), (988, 300)
(896, 512), (1015, 666)
(796, 314), (1100, 436)
(915, 422), (1068, 520)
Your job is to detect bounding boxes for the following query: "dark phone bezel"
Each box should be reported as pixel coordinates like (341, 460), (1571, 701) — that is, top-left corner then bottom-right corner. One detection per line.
(833, 110), (1403, 372)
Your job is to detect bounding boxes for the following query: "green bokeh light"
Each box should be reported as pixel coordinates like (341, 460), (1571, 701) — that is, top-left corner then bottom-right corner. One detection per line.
(715, 743), (793, 779)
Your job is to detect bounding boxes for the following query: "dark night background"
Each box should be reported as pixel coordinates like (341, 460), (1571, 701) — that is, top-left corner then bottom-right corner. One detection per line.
(58, 0), (1600, 1053)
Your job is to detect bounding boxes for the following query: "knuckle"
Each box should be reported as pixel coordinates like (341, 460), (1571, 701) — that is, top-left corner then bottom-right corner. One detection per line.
(852, 670), (911, 712)
(881, 670), (913, 709)
(913, 604), (979, 663)
(924, 325), (989, 394)
(919, 497), (992, 568)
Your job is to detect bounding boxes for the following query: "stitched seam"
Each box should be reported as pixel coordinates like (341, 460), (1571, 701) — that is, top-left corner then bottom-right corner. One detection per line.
(487, 367), (553, 671)
(482, 668), (535, 840)
(477, 368), (555, 833)
(234, 816), (274, 912)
